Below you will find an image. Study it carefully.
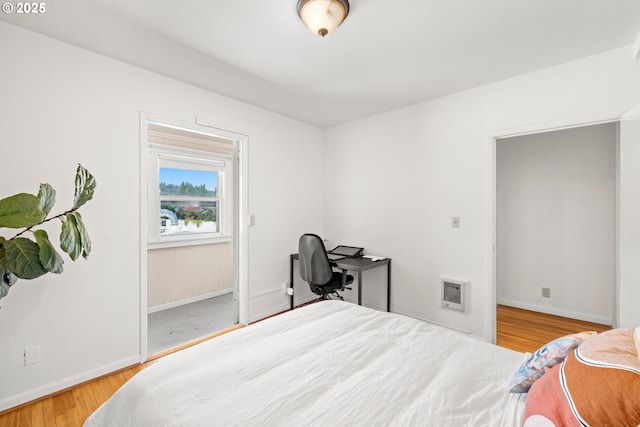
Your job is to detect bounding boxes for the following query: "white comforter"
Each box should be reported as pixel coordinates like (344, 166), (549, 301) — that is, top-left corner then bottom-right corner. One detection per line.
(85, 301), (526, 427)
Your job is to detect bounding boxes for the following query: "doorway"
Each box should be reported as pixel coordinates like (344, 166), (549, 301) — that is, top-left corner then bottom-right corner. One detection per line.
(147, 293), (235, 355)
(495, 122), (616, 336)
(140, 114), (248, 361)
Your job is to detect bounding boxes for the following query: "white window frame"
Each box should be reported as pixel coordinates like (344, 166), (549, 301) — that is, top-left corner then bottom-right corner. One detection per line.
(147, 143), (232, 248)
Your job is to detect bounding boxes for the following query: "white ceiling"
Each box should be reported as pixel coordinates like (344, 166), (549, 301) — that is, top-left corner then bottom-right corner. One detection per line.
(2, 0), (640, 128)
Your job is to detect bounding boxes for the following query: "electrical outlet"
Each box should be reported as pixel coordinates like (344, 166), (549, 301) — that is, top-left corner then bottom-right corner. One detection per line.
(24, 346), (41, 367)
(542, 287), (551, 298)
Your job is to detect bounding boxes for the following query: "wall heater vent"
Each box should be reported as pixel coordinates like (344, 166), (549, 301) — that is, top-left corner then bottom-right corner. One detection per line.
(441, 278), (468, 313)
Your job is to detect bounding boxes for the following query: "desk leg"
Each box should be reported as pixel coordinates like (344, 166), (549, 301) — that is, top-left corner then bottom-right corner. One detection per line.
(289, 256), (294, 310)
(387, 260), (391, 312)
(357, 270), (363, 306)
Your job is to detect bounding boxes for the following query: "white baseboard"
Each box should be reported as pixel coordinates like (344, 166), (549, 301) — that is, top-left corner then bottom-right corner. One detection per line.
(0, 355), (140, 413)
(497, 298), (612, 325)
(148, 289), (232, 314)
(342, 295), (387, 314)
(248, 293), (318, 324)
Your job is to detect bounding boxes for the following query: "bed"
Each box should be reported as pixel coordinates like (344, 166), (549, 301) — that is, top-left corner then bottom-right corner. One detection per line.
(85, 300), (529, 426)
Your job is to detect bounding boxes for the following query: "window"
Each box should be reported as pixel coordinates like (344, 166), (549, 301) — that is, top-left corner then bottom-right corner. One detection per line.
(147, 123), (234, 247)
(159, 154), (222, 236)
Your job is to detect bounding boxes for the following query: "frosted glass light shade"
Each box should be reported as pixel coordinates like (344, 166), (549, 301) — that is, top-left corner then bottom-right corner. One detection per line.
(297, 0), (350, 37)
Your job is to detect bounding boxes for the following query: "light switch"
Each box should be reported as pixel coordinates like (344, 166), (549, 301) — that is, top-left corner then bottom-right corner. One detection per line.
(452, 217), (460, 228)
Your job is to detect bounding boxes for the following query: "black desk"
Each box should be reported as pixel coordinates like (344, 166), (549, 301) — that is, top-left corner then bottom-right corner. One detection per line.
(289, 254), (392, 312)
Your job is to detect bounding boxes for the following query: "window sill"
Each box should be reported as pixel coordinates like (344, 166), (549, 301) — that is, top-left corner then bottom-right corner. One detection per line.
(147, 235), (232, 250)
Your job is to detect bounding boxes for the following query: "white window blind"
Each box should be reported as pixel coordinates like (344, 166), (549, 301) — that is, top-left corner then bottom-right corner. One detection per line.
(147, 122), (234, 157)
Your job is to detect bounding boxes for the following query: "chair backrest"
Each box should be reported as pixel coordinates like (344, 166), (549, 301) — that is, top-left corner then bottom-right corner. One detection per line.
(298, 233), (332, 286)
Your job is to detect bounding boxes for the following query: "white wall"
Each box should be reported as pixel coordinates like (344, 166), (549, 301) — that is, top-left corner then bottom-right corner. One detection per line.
(496, 124), (616, 324)
(0, 21), (323, 410)
(324, 45), (640, 339)
(618, 104), (640, 328)
(148, 243), (233, 310)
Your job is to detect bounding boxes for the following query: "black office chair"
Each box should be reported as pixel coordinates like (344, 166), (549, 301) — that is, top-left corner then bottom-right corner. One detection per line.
(298, 233), (354, 301)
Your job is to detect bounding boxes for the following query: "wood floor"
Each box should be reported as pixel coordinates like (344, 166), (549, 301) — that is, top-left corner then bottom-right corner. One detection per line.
(0, 306), (610, 426)
(496, 304), (610, 353)
(0, 364), (146, 427)
(0, 324), (243, 427)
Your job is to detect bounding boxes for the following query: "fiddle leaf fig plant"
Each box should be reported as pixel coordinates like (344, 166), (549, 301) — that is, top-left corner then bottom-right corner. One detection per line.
(0, 164), (96, 301)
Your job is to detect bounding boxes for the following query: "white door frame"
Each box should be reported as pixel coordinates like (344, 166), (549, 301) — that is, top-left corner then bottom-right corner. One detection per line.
(139, 112), (249, 362)
(485, 110), (625, 343)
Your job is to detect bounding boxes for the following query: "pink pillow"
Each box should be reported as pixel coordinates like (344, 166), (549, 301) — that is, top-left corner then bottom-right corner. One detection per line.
(523, 328), (640, 427)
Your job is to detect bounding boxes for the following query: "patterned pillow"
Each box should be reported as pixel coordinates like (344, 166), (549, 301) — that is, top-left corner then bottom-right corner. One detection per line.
(507, 331), (596, 393)
(523, 328), (640, 427)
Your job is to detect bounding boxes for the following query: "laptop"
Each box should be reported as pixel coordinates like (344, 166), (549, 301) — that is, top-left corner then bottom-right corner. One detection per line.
(327, 245), (364, 261)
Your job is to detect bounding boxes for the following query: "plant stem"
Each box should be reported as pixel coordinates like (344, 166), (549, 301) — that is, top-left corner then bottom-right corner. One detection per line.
(8, 208), (77, 240)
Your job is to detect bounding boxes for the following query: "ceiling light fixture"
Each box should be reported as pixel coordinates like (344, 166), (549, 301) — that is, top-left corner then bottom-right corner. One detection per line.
(297, 0), (350, 38)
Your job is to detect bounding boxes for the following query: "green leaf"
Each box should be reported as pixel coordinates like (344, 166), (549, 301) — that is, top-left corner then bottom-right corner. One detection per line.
(60, 212), (91, 261)
(33, 230), (64, 274)
(0, 264), (10, 298)
(0, 193), (45, 228)
(0, 236), (6, 268)
(0, 259), (17, 297)
(73, 164), (96, 209)
(60, 215), (81, 261)
(73, 212), (92, 259)
(37, 183), (56, 215)
(3, 237), (47, 280)
(0, 279), (9, 299)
